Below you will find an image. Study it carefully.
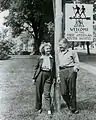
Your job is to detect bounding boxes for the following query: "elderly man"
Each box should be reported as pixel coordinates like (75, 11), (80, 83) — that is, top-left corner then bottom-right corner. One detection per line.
(58, 38), (79, 114)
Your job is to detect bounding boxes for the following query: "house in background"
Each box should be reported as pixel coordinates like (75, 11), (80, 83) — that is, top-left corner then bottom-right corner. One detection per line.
(12, 31), (35, 55)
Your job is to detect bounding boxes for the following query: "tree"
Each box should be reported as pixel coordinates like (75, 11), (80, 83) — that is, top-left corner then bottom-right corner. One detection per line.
(82, 0), (95, 55)
(0, 0), (54, 54)
(0, 39), (15, 60)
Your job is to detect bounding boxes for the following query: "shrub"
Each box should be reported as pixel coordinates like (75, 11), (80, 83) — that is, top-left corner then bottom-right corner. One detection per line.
(0, 40), (14, 60)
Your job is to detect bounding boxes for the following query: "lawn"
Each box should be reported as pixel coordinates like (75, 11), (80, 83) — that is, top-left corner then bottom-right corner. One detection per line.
(0, 56), (96, 120)
(78, 52), (96, 67)
(33, 68), (96, 120)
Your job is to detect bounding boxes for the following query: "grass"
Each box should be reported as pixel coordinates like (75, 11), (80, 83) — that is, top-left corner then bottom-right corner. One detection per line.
(33, 68), (96, 120)
(0, 56), (96, 120)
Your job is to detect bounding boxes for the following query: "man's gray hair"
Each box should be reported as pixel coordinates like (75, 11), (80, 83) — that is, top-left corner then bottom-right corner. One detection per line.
(59, 38), (69, 44)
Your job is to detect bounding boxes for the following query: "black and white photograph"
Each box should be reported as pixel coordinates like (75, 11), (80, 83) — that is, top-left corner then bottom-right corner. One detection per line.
(0, 0), (96, 120)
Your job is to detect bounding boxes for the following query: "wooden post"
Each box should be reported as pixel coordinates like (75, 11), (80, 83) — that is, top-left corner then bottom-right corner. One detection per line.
(72, 0), (81, 49)
(54, 0), (63, 111)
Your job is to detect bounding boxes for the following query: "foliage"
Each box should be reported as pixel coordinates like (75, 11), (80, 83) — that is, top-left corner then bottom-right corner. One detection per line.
(0, 0), (54, 54)
(81, 0), (95, 3)
(0, 40), (14, 60)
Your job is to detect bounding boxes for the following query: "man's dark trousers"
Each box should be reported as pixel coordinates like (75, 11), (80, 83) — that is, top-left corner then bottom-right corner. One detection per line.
(59, 67), (77, 111)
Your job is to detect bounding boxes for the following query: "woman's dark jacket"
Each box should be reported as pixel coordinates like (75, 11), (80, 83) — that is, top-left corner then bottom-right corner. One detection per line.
(33, 56), (56, 81)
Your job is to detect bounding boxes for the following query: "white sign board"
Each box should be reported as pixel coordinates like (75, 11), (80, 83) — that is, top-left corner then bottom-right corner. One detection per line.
(65, 4), (93, 41)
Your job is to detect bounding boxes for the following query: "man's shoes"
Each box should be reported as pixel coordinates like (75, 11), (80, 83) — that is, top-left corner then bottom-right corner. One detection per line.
(48, 110), (51, 115)
(67, 109), (79, 115)
(72, 110), (79, 114)
(68, 106), (79, 114)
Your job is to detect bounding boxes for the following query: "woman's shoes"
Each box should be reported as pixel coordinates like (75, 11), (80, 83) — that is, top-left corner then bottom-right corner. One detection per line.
(34, 108), (42, 114)
(34, 109), (52, 115)
(48, 110), (51, 115)
(38, 109), (42, 113)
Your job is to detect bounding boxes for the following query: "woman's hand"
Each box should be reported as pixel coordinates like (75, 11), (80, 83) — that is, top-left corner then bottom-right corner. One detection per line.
(33, 79), (36, 85)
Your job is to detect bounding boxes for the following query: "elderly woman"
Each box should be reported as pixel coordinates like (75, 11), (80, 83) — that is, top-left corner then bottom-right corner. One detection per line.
(33, 42), (55, 115)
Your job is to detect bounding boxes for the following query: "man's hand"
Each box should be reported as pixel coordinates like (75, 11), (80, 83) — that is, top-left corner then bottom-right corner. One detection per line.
(57, 76), (61, 84)
(74, 66), (79, 72)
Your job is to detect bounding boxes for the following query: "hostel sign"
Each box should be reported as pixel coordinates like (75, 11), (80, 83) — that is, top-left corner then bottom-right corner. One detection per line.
(65, 4), (93, 41)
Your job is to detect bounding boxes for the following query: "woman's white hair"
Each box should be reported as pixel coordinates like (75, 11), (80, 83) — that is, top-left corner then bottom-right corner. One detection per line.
(39, 42), (52, 54)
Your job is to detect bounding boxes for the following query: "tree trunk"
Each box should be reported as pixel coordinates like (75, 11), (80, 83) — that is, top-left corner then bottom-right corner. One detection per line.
(34, 37), (42, 55)
(72, 42), (74, 50)
(86, 42), (90, 55)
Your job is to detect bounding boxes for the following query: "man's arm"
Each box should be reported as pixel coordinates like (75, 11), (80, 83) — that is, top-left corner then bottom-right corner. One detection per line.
(72, 50), (79, 72)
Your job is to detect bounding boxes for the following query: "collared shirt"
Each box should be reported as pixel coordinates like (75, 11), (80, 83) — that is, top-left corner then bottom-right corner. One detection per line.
(58, 48), (79, 68)
(40, 55), (52, 70)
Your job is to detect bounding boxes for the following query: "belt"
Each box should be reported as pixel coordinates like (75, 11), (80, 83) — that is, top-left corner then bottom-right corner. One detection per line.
(59, 66), (74, 70)
(41, 68), (51, 72)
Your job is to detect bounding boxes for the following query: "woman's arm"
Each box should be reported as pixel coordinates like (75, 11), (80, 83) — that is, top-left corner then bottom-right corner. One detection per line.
(32, 57), (40, 80)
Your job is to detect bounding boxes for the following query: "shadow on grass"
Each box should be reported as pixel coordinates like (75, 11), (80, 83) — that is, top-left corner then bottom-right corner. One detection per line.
(77, 99), (96, 112)
(52, 98), (96, 112)
(78, 52), (96, 62)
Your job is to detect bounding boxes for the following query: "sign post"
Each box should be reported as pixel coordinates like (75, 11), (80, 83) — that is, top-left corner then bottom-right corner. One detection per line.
(54, 0), (63, 111)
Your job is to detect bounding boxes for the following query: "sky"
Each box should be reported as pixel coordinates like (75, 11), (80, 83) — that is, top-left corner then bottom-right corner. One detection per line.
(0, 10), (9, 29)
